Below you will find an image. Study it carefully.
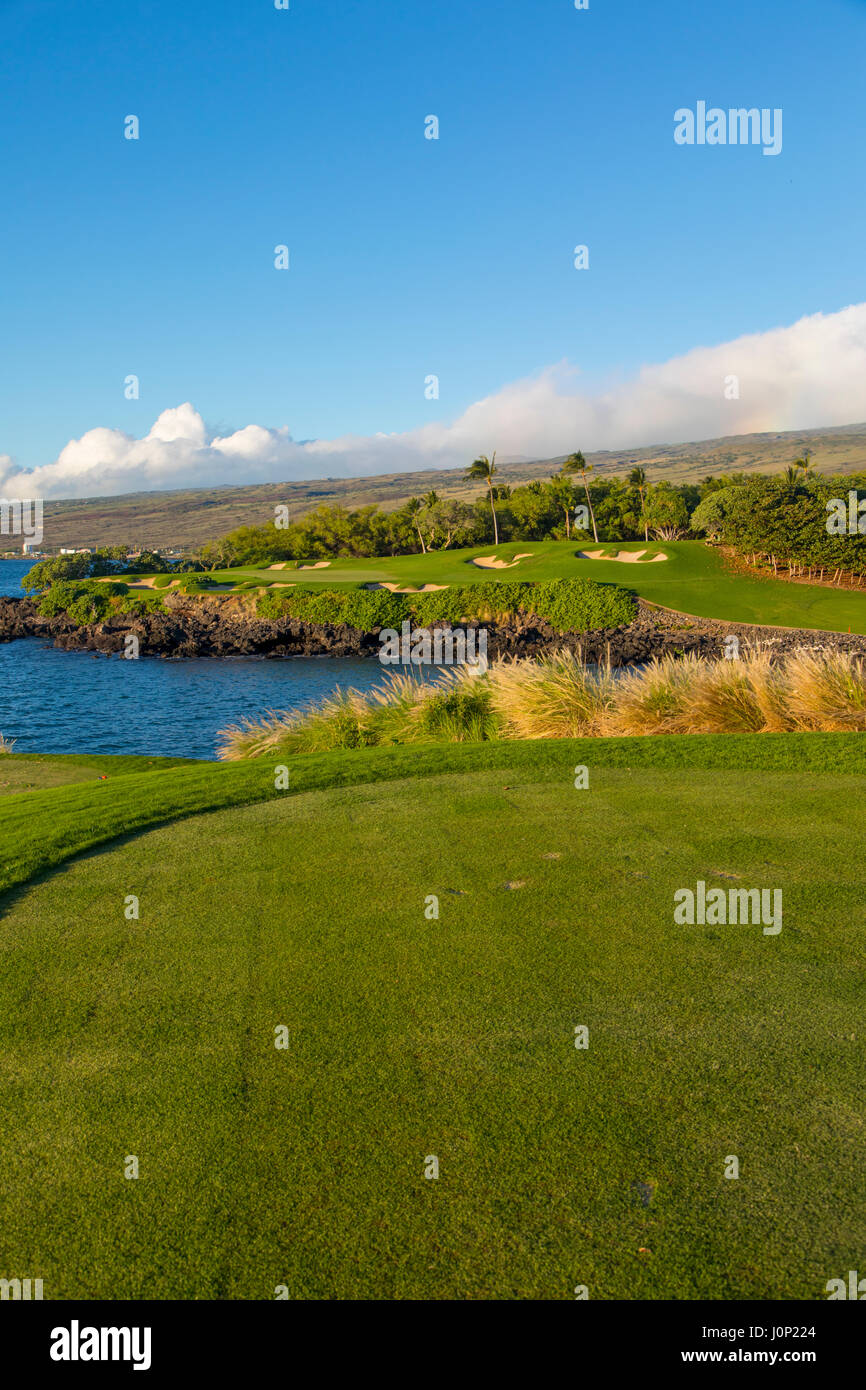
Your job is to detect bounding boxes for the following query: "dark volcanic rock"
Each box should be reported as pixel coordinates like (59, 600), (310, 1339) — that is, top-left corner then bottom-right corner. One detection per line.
(1, 592), (864, 666)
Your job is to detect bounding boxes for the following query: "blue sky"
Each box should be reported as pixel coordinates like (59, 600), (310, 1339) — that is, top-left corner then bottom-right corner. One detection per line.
(1, 0), (865, 492)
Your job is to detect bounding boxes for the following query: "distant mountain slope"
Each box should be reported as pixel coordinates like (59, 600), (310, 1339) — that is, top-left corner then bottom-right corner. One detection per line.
(28, 421), (866, 553)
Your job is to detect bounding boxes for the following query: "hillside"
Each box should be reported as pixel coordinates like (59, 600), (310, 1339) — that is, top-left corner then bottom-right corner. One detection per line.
(28, 421), (866, 553)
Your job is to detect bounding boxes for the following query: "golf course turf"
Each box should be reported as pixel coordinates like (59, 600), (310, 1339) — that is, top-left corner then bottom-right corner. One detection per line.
(128, 540), (866, 634)
(0, 736), (862, 1299)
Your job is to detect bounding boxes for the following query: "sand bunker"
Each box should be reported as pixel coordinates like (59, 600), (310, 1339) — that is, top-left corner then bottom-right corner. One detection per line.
(471, 553), (534, 570)
(298, 561), (332, 570)
(267, 562), (292, 570)
(367, 582), (449, 593)
(579, 549), (668, 563)
(96, 575), (179, 590)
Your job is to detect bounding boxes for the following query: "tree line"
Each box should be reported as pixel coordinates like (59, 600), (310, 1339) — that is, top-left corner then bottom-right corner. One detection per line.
(22, 452), (866, 587)
(193, 453), (707, 568)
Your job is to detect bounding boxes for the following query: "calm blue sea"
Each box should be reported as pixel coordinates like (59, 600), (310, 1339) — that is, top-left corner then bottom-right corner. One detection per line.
(0, 560), (388, 760)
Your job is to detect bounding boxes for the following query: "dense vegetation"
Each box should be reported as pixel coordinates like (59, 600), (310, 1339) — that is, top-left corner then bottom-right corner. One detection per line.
(256, 577), (636, 634)
(691, 474), (866, 578)
(196, 474), (700, 567)
(31, 579), (164, 622)
(21, 548), (176, 592)
(187, 466), (866, 584)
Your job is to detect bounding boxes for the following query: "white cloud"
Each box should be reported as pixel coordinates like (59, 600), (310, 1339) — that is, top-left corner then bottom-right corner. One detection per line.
(2, 303), (865, 499)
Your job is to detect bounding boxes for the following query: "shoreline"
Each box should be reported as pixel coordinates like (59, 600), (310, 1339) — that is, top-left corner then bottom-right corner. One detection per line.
(2, 593), (865, 666)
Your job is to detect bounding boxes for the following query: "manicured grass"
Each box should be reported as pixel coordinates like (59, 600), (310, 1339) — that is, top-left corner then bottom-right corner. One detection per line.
(0, 752), (196, 797)
(0, 737), (863, 1299)
(142, 541), (866, 633)
(2, 734), (865, 904)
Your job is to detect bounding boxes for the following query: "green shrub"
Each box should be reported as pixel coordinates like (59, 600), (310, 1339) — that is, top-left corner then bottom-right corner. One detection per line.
(256, 578), (634, 633)
(118, 593), (164, 617)
(257, 585), (412, 628)
(414, 682), (498, 742)
(177, 575), (216, 595)
(36, 581), (128, 624)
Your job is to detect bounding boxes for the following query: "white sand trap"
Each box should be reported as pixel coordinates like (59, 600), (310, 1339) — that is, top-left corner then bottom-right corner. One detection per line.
(97, 575), (179, 590)
(369, 582), (449, 593)
(298, 561), (332, 570)
(472, 552), (534, 569)
(267, 562), (292, 570)
(579, 549), (668, 563)
(270, 582), (296, 587)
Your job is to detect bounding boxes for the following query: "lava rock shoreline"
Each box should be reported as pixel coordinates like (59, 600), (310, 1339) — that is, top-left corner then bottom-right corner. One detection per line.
(0, 593), (863, 666)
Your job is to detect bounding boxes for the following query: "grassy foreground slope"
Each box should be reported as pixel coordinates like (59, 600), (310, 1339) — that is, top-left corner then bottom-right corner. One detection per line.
(0, 753), (196, 797)
(147, 541), (866, 633)
(0, 738), (863, 1300)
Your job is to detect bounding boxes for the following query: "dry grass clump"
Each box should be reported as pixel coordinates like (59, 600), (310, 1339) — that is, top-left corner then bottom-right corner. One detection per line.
(488, 650), (614, 738)
(217, 647), (866, 757)
(781, 650), (866, 731)
(677, 654), (769, 735)
(217, 666), (487, 759)
(604, 648), (866, 736)
(603, 653), (700, 735)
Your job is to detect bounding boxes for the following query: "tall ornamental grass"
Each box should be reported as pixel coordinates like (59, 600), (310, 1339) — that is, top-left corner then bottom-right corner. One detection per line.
(217, 648), (866, 758)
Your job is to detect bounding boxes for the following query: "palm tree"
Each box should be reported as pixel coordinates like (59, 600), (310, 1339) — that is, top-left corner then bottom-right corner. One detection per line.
(562, 450), (599, 543)
(783, 464), (800, 484)
(421, 491), (440, 550)
(628, 466), (649, 542)
(406, 497), (426, 553)
(551, 473), (575, 538)
(466, 452), (499, 545)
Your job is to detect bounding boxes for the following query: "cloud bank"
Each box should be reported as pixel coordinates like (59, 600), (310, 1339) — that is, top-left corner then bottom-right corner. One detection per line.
(2, 303), (865, 499)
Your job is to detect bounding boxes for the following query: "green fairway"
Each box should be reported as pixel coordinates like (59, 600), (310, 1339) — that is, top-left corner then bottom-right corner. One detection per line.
(149, 541), (866, 633)
(0, 752), (196, 797)
(0, 738), (863, 1299)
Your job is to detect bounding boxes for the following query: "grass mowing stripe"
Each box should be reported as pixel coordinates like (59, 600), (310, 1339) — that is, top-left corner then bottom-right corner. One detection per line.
(1, 732), (864, 906)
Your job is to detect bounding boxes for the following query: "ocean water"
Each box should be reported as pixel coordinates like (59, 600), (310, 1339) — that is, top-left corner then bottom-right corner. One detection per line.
(0, 560), (389, 760)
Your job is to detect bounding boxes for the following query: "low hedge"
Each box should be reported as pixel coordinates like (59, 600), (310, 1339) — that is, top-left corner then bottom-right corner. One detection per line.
(256, 578), (635, 633)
